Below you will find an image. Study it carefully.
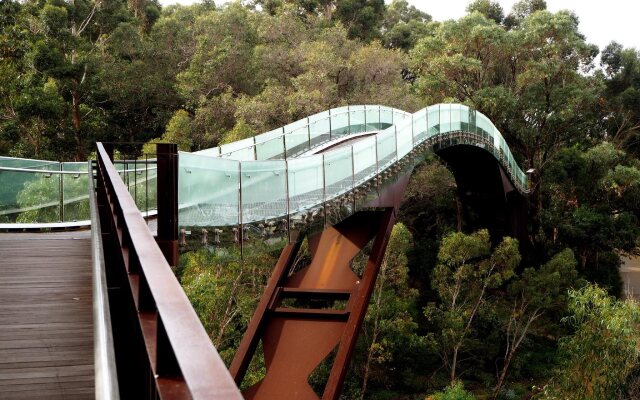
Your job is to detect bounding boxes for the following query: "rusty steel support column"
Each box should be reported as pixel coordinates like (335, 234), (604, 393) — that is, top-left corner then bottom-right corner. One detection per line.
(322, 207), (396, 399)
(231, 174), (410, 400)
(156, 143), (179, 266)
(229, 241), (302, 383)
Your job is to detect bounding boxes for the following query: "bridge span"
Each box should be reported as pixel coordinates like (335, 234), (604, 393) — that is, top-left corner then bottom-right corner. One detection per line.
(0, 104), (529, 399)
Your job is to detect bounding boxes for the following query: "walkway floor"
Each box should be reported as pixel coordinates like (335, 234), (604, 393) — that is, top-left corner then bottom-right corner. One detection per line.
(0, 231), (93, 399)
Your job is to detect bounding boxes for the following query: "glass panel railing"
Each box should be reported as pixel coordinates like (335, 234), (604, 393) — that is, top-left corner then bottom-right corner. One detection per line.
(178, 152), (240, 227)
(380, 106), (393, 126)
(240, 160), (287, 225)
(427, 105), (440, 136)
(323, 146), (353, 200)
(256, 135), (285, 160)
(440, 103), (451, 133)
(330, 107), (350, 138)
(62, 162), (90, 222)
(0, 104), (529, 228)
(477, 113), (492, 141)
(349, 106), (366, 134)
(0, 169), (55, 223)
(396, 118), (413, 159)
(459, 104), (470, 131)
(285, 125), (310, 156)
(365, 105), (380, 130)
(287, 155), (324, 214)
(352, 136), (377, 185)
(220, 138), (255, 161)
(309, 112), (330, 148)
(376, 128), (396, 170)
(468, 108), (477, 134)
(451, 104), (461, 131)
(13, 170), (61, 223)
(413, 109), (427, 143)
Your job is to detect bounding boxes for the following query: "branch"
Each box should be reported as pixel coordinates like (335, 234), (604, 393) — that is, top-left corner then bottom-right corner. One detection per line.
(77, 0), (101, 37)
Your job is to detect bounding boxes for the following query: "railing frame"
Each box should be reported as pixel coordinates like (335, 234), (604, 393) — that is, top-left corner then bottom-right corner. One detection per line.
(89, 159), (120, 399)
(95, 142), (241, 399)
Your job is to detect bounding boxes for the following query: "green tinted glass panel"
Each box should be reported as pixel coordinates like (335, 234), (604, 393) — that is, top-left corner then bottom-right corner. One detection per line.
(451, 104), (461, 131)
(285, 126), (310, 156)
(427, 105), (440, 136)
(365, 106), (380, 130)
(376, 128), (396, 168)
(440, 104), (451, 133)
(349, 106), (366, 134)
(352, 136), (377, 184)
(330, 107), (349, 137)
(179, 153), (239, 226)
(380, 107), (393, 125)
(396, 119), (413, 158)
(413, 109), (427, 143)
(288, 155), (324, 213)
(241, 160), (287, 223)
(324, 146), (353, 199)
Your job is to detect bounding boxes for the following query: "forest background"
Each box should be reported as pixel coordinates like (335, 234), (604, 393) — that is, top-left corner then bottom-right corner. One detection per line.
(1, 0), (640, 398)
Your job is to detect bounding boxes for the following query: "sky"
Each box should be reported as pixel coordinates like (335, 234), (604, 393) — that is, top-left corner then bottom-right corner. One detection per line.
(157, 0), (640, 52)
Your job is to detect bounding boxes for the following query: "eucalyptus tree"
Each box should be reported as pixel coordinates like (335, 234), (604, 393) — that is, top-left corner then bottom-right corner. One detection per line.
(426, 229), (520, 383)
(410, 9), (600, 225)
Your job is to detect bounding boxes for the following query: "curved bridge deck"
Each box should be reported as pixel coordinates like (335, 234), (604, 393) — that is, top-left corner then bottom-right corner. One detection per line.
(0, 232), (93, 399)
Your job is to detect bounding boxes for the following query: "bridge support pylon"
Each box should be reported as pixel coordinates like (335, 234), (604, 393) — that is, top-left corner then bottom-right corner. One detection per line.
(230, 177), (408, 400)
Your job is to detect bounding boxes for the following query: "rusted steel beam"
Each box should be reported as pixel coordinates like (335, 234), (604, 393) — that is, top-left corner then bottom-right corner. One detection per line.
(230, 171), (412, 400)
(95, 142), (242, 400)
(322, 207), (396, 399)
(230, 241), (301, 384)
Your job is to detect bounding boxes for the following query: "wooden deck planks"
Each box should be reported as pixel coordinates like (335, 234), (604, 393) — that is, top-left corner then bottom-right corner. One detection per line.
(0, 231), (94, 399)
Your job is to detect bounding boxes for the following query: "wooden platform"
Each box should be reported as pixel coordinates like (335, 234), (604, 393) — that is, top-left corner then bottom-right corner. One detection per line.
(0, 231), (94, 399)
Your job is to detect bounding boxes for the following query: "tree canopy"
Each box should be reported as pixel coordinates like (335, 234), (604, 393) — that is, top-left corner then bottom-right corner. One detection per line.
(2, 0), (639, 398)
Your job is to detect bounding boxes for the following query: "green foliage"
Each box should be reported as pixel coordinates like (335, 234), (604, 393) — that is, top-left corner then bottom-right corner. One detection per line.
(426, 229), (520, 382)
(427, 381), (475, 400)
(542, 284), (640, 399)
(2, 1), (640, 398)
(493, 249), (579, 394)
(180, 241), (281, 361)
(353, 224), (429, 397)
(466, 0), (504, 24)
(221, 119), (256, 145)
(381, 0), (432, 50)
(334, 0), (385, 41)
(143, 109), (193, 153)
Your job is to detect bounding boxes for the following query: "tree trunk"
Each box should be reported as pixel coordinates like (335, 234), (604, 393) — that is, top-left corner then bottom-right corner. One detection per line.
(361, 262), (387, 400)
(71, 89), (83, 159)
(494, 348), (515, 398)
(450, 345), (459, 383)
(455, 191), (463, 232)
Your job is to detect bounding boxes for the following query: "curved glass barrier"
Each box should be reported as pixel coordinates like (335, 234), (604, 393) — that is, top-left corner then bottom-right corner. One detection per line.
(1, 104), (528, 227)
(178, 103), (528, 231)
(0, 157), (156, 225)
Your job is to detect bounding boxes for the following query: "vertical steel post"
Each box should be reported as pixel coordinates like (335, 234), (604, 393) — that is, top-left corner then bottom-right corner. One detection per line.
(156, 143), (178, 267)
(307, 117), (311, 150)
(59, 163), (64, 222)
(238, 161), (243, 258)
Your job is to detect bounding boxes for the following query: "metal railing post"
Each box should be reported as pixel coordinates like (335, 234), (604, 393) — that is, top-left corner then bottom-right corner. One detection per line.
(156, 143), (178, 267)
(59, 163), (64, 222)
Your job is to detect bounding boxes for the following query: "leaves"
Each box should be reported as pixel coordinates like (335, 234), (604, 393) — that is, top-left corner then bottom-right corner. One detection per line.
(544, 284), (640, 399)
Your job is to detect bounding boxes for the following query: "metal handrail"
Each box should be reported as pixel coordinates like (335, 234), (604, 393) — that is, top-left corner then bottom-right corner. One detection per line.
(89, 160), (119, 400)
(0, 165), (157, 174)
(95, 142), (242, 399)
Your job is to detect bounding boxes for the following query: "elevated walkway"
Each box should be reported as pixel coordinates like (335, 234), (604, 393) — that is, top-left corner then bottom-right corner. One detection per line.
(0, 231), (93, 399)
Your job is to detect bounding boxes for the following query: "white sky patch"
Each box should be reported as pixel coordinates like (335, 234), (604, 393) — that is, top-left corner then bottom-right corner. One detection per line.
(157, 0), (640, 52)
